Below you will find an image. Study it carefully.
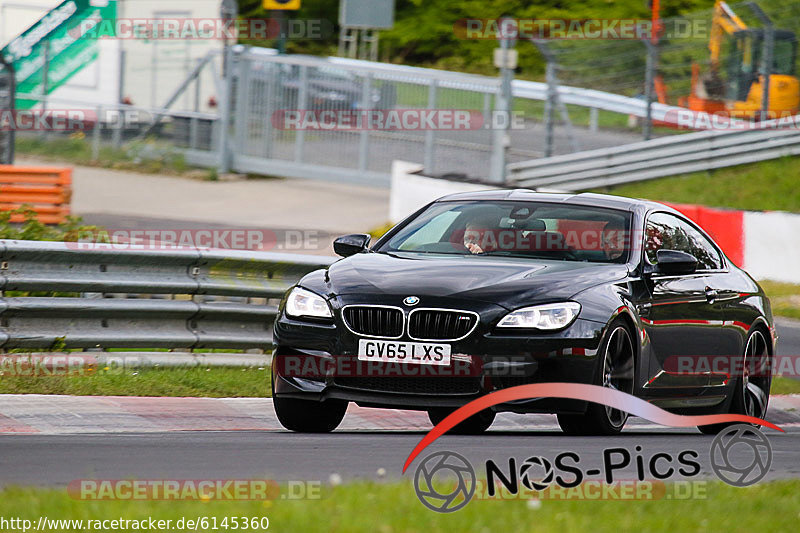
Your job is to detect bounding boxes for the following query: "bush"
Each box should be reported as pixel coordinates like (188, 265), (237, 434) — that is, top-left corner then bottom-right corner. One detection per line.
(0, 207), (99, 242)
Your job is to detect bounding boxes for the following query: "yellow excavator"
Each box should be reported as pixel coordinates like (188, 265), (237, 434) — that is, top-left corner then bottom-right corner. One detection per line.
(685, 0), (800, 118)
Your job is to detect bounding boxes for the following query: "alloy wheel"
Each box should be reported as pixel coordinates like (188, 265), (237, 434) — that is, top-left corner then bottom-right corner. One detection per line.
(602, 326), (635, 428)
(742, 330), (771, 419)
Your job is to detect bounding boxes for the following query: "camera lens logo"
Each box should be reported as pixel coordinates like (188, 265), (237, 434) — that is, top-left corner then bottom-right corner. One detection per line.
(519, 456), (554, 491)
(413, 451), (475, 513)
(710, 424), (772, 487)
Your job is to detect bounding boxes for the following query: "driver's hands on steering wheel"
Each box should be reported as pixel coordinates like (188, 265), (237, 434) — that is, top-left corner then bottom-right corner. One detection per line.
(466, 242), (484, 254)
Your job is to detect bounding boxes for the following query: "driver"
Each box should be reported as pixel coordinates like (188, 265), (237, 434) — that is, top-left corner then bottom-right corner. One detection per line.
(463, 222), (488, 254)
(601, 219), (627, 261)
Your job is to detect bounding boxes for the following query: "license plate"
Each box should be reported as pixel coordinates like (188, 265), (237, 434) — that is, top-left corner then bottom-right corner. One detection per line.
(357, 339), (451, 366)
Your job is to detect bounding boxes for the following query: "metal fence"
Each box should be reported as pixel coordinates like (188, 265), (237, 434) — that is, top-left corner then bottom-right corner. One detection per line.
(0, 240), (334, 351)
(508, 122), (800, 191)
(223, 48), (506, 185)
(17, 31), (794, 187)
(0, 54), (13, 165)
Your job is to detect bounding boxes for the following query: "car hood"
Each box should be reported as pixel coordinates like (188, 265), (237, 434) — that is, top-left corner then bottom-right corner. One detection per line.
(323, 252), (629, 309)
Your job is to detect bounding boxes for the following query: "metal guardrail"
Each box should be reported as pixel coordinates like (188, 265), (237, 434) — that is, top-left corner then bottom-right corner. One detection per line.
(0, 240), (335, 351)
(507, 124), (800, 191)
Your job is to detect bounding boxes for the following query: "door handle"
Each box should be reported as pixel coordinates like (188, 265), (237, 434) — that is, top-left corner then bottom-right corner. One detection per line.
(704, 286), (718, 303)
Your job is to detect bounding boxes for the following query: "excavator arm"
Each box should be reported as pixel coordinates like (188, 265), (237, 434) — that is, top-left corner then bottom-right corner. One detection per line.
(709, 1), (748, 67)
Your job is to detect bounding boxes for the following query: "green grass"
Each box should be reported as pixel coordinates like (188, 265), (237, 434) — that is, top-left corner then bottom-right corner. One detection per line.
(14, 135), (203, 177)
(513, 99), (633, 130)
(597, 156), (800, 213)
(761, 280), (800, 321)
(0, 480), (797, 532)
(0, 367), (270, 397)
(770, 376), (800, 395)
(1, 363), (796, 397)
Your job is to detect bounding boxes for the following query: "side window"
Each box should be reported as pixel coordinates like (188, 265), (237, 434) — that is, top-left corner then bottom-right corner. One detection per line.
(396, 211), (460, 250)
(645, 213), (723, 271)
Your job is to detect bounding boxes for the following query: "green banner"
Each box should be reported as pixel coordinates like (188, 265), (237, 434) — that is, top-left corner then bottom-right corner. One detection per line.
(0, 0), (117, 110)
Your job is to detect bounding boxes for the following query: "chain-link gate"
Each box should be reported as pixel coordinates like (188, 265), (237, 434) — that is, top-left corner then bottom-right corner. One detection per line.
(0, 55), (14, 165)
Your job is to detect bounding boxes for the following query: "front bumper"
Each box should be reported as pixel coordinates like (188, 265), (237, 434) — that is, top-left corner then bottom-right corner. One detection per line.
(273, 298), (608, 414)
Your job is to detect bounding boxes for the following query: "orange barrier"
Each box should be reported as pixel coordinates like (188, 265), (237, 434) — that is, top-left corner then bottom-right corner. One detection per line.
(0, 166), (72, 224)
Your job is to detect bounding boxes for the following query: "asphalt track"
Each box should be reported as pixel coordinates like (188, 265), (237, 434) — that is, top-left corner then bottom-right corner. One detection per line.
(0, 320), (799, 488)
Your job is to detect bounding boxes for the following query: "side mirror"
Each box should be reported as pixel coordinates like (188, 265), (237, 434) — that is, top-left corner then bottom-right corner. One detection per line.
(333, 234), (371, 257)
(655, 249), (698, 275)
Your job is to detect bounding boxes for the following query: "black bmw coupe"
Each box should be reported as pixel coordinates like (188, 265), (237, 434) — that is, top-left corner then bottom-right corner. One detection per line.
(272, 190), (775, 435)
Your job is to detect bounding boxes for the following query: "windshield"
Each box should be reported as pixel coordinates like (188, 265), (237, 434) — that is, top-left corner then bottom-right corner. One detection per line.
(377, 200), (633, 263)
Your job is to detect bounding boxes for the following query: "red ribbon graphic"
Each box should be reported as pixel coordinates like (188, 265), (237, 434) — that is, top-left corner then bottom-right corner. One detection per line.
(402, 383), (783, 473)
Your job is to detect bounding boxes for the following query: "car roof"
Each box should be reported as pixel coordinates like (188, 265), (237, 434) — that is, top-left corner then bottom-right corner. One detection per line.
(434, 189), (676, 215)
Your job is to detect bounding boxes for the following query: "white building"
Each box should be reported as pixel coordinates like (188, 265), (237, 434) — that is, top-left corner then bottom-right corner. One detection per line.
(0, 0), (223, 112)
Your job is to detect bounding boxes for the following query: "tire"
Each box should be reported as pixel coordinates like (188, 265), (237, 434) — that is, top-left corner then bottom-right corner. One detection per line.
(428, 408), (495, 435)
(698, 328), (772, 435)
(557, 318), (636, 436)
(274, 396), (348, 433)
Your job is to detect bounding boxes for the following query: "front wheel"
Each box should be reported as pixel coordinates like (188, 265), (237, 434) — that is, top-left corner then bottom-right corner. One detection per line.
(428, 408), (495, 435)
(698, 328), (772, 435)
(558, 319), (636, 436)
(274, 396), (348, 433)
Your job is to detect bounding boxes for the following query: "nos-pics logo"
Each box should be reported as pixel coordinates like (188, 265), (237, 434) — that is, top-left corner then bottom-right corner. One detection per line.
(412, 424), (772, 513)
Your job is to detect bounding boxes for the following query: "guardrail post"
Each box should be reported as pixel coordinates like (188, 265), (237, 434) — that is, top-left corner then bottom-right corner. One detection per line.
(423, 79), (437, 174)
(589, 107), (598, 133)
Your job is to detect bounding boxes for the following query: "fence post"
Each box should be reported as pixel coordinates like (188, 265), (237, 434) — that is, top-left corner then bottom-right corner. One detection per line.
(92, 105), (101, 160)
(217, 46), (235, 173)
(761, 24), (774, 122)
(589, 107), (598, 132)
(294, 65), (308, 163)
(0, 54), (15, 164)
(423, 79), (437, 173)
(112, 107), (122, 151)
(358, 73), (372, 175)
(643, 39), (657, 141)
(489, 19), (515, 184)
(544, 61), (556, 158)
(234, 50), (250, 155)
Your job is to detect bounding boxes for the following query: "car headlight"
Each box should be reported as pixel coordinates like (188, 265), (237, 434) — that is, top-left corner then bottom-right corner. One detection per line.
(497, 302), (581, 330)
(285, 287), (332, 319)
